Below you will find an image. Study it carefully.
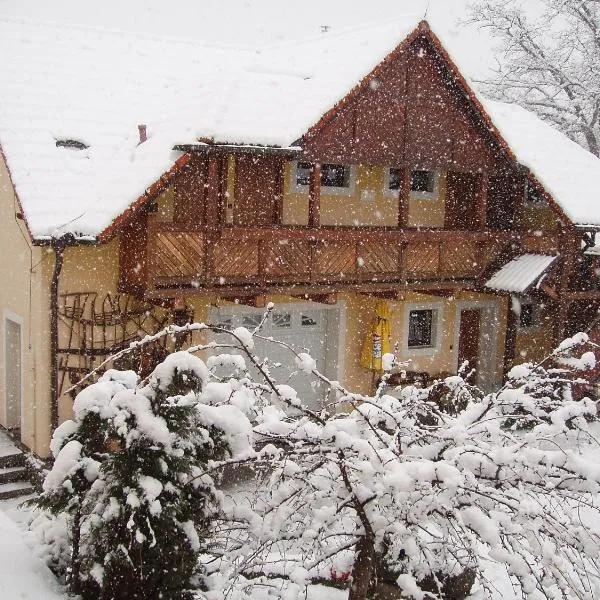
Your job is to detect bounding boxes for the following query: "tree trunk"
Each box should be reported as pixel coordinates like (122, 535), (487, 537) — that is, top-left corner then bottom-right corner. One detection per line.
(349, 534), (376, 600)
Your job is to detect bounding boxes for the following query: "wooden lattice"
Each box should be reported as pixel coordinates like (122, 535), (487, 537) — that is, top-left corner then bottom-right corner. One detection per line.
(404, 242), (440, 275)
(440, 240), (479, 276)
(358, 242), (399, 274)
(154, 232), (204, 277)
(262, 240), (311, 277)
(314, 242), (356, 277)
(213, 242), (259, 277)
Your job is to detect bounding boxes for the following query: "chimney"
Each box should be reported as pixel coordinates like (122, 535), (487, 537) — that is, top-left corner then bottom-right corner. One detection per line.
(138, 124), (147, 144)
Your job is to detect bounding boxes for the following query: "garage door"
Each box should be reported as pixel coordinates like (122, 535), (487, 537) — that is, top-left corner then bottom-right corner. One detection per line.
(210, 304), (335, 409)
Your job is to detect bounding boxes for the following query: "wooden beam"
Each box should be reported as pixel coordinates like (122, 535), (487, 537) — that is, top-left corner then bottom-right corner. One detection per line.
(146, 279), (478, 300)
(477, 171), (488, 228)
(221, 295), (267, 308)
(308, 163), (321, 227)
(398, 167), (410, 228)
(204, 155), (221, 227)
(273, 159), (285, 225)
(292, 293), (338, 305)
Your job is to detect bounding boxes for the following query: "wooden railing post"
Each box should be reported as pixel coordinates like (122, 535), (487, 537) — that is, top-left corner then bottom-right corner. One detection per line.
(398, 167), (410, 228)
(308, 162), (321, 227)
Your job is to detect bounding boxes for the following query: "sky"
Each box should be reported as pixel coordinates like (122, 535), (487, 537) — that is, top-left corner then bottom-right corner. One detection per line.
(0, 0), (500, 80)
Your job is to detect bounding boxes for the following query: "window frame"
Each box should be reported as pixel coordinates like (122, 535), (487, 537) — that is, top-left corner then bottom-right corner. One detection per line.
(524, 180), (549, 207)
(402, 302), (443, 356)
(384, 167), (403, 197)
(290, 161), (357, 195)
(517, 300), (540, 331)
(3, 310), (23, 430)
(409, 169), (440, 200)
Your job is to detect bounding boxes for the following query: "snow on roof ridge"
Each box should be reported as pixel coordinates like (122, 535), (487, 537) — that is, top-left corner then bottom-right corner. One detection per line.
(0, 14), (260, 53)
(258, 12), (423, 53)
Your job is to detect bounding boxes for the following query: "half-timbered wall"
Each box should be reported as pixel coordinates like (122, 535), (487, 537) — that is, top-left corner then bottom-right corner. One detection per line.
(301, 35), (511, 174)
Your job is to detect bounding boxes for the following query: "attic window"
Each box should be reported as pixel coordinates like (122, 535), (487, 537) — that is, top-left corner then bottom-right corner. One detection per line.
(525, 181), (548, 206)
(55, 139), (89, 150)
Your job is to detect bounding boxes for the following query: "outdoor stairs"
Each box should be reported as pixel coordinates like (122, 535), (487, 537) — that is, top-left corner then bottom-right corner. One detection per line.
(0, 429), (35, 500)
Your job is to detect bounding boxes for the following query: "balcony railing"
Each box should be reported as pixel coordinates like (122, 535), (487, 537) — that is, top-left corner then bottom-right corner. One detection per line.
(142, 223), (518, 294)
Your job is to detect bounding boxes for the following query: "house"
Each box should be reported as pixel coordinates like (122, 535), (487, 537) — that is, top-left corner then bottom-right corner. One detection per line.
(1, 16), (600, 457)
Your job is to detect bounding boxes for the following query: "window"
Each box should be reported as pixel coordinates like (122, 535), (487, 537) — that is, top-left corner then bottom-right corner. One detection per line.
(301, 314), (318, 327)
(410, 170), (440, 199)
(272, 312), (291, 328)
(321, 163), (351, 188)
(408, 309), (434, 348)
(387, 168), (402, 191)
(525, 181), (548, 206)
(291, 161), (355, 193)
(296, 162), (312, 187)
(242, 314), (263, 329)
(519, 302), (538, 329)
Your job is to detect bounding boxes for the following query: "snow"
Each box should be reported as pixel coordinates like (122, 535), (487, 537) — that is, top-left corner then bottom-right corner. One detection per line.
(482, 99), (600, 227)
(0, 511), (66, 599)
(3, 7), (599, 239)
(484, 254), (557, 293)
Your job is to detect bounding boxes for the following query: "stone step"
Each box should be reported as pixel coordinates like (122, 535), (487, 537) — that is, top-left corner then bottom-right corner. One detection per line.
(0, 481), (35, 501)
(0, 465), (29, 485)
(0, 451), (25, 469)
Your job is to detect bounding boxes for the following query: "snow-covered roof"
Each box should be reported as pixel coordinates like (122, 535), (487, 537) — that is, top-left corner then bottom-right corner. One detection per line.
(1, 14), (600, 240)
(484, 254), (558, 294)
(481, 100), (600, 229)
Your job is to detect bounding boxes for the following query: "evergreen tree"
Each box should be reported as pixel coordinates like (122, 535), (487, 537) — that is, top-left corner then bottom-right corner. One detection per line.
(35, 351), (249, 600)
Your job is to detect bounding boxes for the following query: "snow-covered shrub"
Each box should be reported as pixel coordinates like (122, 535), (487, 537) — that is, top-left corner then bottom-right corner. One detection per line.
(33, 351), (254, 600)
(207, 329), (600, 600)
(32, 309), (600, 600)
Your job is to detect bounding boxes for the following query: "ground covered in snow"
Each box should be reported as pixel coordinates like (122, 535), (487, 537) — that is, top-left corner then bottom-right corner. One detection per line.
(0, 497), (67, 599)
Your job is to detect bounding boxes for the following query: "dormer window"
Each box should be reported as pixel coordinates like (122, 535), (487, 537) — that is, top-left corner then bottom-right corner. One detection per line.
(410, 170), (439, 199)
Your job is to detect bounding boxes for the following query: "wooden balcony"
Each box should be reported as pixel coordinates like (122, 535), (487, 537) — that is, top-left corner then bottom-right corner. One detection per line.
(139, 223), (518, 297)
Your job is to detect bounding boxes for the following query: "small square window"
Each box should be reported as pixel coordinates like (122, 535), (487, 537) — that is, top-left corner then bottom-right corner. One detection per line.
(301, 314), (318, 327)
(408, 309), (434, 348)
(525, 182), (548, 206)
(296, 162), (312, 187)
(242, 314), (262, 329)
(519, 303), (537, 328)
(321, 163), (350, 188)
(272, 312), (291, 328)
(411, 170), (436, 193)
(388, 168), (402, 191)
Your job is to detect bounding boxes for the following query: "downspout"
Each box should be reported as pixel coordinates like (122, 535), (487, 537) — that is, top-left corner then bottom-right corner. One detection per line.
(49, 234), (73, 431)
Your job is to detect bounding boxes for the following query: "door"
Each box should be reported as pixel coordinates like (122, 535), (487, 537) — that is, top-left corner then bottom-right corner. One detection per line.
(5, 318), (22, 430)
(457, 309), (480, 384)
(210, 305), (332, 409)
(445, 171), (479, 230)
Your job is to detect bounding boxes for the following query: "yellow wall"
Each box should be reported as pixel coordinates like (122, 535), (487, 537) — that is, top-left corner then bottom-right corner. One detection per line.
(0, 155), (52, 456)
(281, 163), (447, 228)
(513, 303), (555, 365)
(406, 173), (447, 229)
(521, 204), (559, 232)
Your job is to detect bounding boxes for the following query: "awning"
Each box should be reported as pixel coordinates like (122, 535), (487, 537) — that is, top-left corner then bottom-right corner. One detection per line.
(484, 254), (558, 294)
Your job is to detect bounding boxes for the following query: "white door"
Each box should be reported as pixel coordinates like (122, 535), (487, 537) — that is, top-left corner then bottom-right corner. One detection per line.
(5, 317), (22, 429)
(210, 305), (332, 409)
